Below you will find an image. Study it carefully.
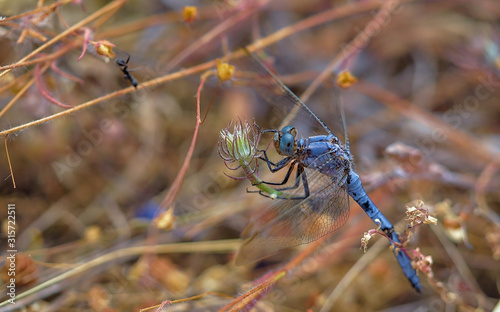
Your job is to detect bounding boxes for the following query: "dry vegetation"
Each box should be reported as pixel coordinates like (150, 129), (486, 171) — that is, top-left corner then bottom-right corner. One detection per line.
(0, 0), (499, 311)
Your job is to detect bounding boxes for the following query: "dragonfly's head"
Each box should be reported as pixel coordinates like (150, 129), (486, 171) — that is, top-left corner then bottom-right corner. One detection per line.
(273, 125), (297, 157)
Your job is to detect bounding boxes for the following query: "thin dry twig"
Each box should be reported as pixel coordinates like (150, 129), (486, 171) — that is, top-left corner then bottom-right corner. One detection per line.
(318, 230), (390, 312)
(140, 292), (235, 312)
(0, 0), (73, 24)
(283, 0), (414, 127)
(0, 42), (76, 72)
(4, 136), (16, 188)
(0, 0), (393, 137)
(431, 225), (492, 310)
(0, 239), (240, 308)
(0, 0), (126, 79)
(34, 62), (73, 108)
(0, 60), (214, 137)
(162, 1), (267, 73)
(155, 71), (215, 221)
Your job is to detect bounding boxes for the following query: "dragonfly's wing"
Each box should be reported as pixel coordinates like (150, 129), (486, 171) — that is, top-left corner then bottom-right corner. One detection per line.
(236, 157), (350, 265)
(231, 52), (339, 139)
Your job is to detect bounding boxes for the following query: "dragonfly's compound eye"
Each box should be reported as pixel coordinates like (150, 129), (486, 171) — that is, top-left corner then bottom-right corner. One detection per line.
(273, 126), (297, 156)
(279, 132), (296, 156)
(280, 126), (296, 136)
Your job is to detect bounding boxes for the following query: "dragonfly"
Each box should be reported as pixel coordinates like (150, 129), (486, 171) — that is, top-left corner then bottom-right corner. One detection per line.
(232, 50), (422, 292)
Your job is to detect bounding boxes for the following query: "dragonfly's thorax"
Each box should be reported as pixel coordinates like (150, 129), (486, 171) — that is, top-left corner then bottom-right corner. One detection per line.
(274, 126), (351, 177)
(295, 134), (351, 176)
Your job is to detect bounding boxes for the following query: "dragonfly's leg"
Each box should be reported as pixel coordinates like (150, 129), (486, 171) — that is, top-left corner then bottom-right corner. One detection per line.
(250, 165), (310, 200)
(246, 163), (294, 194)
(273, 165), (310, 200)
(247, 187), (298, 200)
(257, 152), (277, 167)
(259, 150), (278, 172)
(273, 163), (305, 191)
(256, 161), (297, 186)
(246, 189), (273, 198)
(258, 150), (292, 172)
(252, 153), (294, 186)
(301, 165), (310, 198)
(247, 188), (279, 199)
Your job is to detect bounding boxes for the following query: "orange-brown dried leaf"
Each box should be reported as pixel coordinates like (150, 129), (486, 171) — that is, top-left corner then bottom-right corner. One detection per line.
(150, 256), (190, 296)
(435, 200), (468, 244)
(1, 254), (38, 286)
(88, 285), (111, 312)
(485, 227), (500, 260)
(128, 257), (148, 282)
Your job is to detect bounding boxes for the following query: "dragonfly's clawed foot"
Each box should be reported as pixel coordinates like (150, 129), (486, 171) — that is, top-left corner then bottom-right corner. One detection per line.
(246, 188), (281, 199)
(384, 227), (394, 237)
(383, 228), (402, 246)
(258, 190), (272, 198)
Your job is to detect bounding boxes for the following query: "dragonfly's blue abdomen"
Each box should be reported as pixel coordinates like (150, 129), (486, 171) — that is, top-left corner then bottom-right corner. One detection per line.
(346, 170), (422, 292)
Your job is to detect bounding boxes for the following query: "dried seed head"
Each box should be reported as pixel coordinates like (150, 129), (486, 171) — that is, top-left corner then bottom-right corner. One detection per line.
(218, 119), (260, 169)
(406, 200), (438, 227)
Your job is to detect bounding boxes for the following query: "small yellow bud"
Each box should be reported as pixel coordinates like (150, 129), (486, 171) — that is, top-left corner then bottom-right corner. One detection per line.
(337, 70), (358, 89)
(182, 6), (198, 23)
(217, 59), (235, 82)
(155, 206), (176, 231)
(95, 40), (116, 58)
(84, 226), (102, 244)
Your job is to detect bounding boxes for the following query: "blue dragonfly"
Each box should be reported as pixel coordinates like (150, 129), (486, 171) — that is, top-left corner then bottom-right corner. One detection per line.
(233, 51), (422, 292)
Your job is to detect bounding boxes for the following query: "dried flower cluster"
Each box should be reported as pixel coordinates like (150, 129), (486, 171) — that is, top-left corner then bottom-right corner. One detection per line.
(405, 200), (438, 227)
